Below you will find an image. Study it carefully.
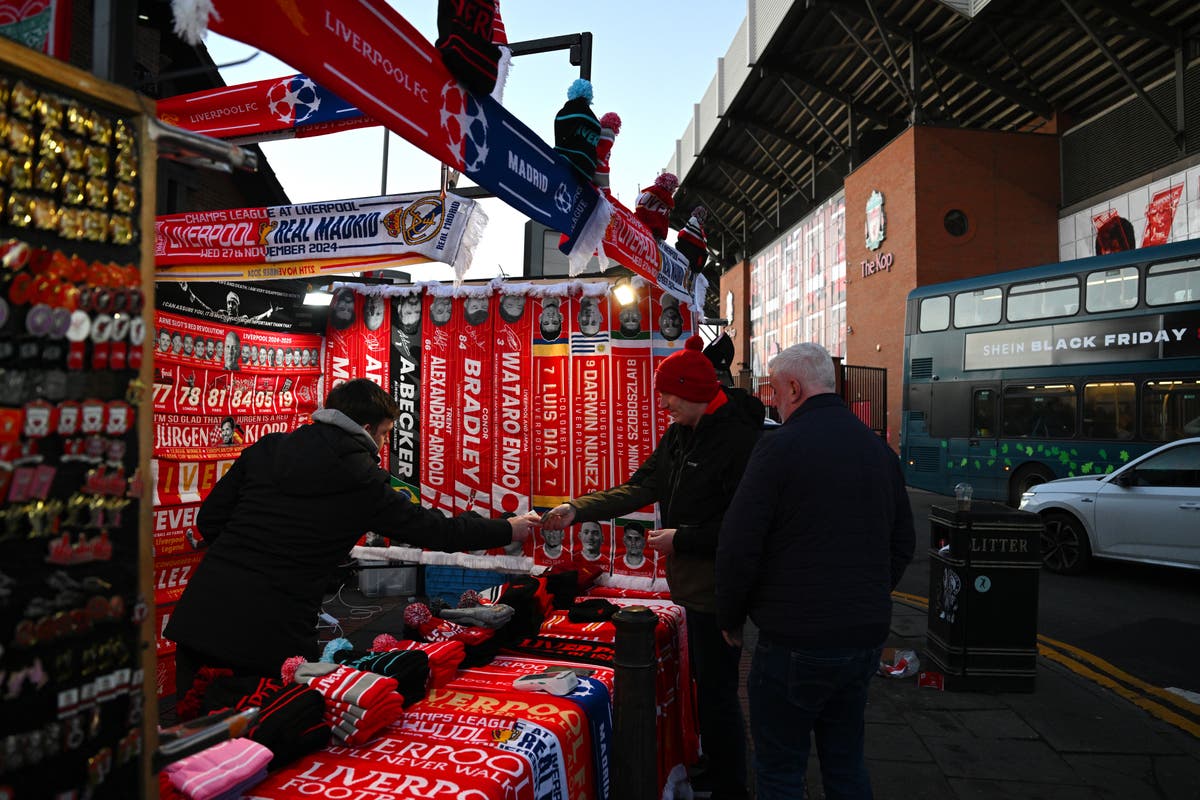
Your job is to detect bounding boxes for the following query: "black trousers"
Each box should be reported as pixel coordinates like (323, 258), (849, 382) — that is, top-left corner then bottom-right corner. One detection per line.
(686, 608), (749, 798)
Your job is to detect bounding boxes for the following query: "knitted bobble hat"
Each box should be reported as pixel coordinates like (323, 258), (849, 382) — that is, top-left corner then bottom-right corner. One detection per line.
(567, 78), (594, 103)
(655, 172), (679, 193)
(599, 111), (622, 133)
(654, 336), (719, 403)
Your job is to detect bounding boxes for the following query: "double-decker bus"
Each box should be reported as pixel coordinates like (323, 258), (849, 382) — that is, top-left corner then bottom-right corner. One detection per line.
(901, 239), (1200, 506)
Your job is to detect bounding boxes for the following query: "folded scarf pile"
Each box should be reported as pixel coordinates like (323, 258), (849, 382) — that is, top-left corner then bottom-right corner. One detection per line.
(322, 640), (430, 706)
(162, 738), (273, 800)
(292, 662), (405, 745)
(378, 637), (465, 689)
(201, 675), (330, 769)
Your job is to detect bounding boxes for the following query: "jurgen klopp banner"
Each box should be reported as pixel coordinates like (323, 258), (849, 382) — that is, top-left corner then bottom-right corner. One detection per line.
(185, 0), (610, 270)
(155, 192), (485, 279)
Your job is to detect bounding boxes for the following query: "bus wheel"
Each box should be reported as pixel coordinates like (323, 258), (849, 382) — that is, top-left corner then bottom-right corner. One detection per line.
(1009, 464), (1054, 507)
(1041, 511), (1092, 574)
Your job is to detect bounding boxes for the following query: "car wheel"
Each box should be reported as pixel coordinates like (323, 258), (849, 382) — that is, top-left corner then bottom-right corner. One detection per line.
(1041, 511), (1093, 575)
(1009, 463), (1055, 507)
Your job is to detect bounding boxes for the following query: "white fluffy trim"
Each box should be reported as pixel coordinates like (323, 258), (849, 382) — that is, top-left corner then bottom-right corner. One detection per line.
(171, 0), (218, 45)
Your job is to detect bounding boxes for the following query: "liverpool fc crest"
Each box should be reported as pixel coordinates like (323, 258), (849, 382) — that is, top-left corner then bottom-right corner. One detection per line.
(865, 190), (886, 251)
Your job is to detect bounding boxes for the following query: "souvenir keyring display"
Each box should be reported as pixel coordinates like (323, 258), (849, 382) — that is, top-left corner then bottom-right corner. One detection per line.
(0, 34), (156, 798)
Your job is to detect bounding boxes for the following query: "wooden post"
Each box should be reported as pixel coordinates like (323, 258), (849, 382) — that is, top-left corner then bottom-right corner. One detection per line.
(612, 605), (659, 800)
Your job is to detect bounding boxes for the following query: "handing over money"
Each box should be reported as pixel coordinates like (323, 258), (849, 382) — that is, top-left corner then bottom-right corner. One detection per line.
(507, 510), (543, 543)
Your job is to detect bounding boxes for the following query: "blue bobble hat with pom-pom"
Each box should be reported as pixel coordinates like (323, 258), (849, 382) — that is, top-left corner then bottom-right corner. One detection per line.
(655, 335), (720, 403)
(567, 78), (594, 103)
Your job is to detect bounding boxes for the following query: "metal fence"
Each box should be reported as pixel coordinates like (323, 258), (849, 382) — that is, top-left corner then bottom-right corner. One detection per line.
(737, 363), (887, 435)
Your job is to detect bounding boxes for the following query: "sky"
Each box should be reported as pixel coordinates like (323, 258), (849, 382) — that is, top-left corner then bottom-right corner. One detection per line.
(202, 1), (747, 283)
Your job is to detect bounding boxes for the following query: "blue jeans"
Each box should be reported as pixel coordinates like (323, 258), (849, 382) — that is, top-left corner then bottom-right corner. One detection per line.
(749, 638), (882, 800)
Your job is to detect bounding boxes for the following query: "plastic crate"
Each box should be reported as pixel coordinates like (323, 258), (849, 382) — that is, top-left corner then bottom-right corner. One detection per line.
(423, 565), (506, 605)
(357, 560), (418, 598)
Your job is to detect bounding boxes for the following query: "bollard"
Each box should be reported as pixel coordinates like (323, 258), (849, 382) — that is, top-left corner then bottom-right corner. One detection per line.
(612, 605), (659, 800)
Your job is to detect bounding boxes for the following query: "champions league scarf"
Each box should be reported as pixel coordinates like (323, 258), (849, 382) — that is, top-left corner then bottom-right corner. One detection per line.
(422, 687), (591, 800)
(441, 668), (612, 800)
(177, 0), (611, 273)
(399, 711), (570, 800)
(157, 73), (374, 144)
(452, 290), (494, 515)
(420, 286), (458, 512)
(491, 287), (534, 518)
(155, 192), (487, 283)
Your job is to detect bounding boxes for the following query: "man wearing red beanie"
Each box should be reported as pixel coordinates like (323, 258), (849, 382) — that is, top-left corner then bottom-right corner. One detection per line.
(543, 333), (765, 800)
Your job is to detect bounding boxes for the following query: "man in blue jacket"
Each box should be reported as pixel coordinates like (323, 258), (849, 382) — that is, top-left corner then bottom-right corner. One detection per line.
(717, 343), (914, 800)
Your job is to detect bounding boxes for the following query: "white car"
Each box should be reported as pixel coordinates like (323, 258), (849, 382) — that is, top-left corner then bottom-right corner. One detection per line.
(1019, 437), (1200, 574)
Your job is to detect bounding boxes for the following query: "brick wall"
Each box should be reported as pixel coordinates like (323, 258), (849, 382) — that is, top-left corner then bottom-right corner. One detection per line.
(845, 126), (1060, 450)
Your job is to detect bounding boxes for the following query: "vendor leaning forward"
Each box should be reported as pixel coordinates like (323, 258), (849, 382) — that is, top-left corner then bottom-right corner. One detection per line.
(165, 379), (541, 699)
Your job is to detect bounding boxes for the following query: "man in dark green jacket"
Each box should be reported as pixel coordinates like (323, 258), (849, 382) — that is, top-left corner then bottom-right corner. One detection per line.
(166, 379), (540, 701)
(543, 335), (764, 800)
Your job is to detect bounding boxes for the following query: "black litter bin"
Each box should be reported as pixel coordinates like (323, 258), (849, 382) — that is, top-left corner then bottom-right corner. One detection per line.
(925, 501), (1041, 692)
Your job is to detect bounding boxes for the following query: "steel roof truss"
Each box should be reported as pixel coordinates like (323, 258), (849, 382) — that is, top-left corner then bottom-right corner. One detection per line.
(1059, 0), (1182, 150)
(778, 77), (851, 154)
(714, 164), (779, 232)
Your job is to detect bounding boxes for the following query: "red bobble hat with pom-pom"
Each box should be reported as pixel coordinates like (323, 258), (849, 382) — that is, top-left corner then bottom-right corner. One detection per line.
(655, 336), (719, 403)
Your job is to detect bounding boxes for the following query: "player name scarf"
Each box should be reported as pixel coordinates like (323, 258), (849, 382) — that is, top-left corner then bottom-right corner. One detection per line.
(178, 0), (611, 272)
(421, 288), (457, 511)
(491, 288), (533, 517)
(388, 291), (422, 502)
(155, 192), (486, 282)
(324, 287), (393, 470)
(531, 292), (571, 552)
(453, 291), (494, 515)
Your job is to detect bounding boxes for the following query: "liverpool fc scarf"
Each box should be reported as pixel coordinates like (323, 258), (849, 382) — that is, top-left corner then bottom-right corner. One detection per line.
(173, 0), (611, 273)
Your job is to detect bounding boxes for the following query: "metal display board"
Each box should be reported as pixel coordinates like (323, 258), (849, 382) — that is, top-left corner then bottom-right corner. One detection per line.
(0, 34), (157, 798)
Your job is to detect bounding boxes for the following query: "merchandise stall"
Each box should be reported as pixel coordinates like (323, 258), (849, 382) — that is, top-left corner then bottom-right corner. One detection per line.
(143, 2), (717, 798)
(0, 35), (158, 798)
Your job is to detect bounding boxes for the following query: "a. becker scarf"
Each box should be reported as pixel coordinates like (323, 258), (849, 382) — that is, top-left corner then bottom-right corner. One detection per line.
(174, 0), (610, 273)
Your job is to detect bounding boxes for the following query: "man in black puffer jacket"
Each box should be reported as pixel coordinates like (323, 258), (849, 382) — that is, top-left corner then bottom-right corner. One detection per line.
(166, 379), (540, 700)
(717, 343), (914, 800)
(542, 335), (765, 800)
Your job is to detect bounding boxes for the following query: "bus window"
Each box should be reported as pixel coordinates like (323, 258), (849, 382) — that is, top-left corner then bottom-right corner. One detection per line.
(1002, 384), (1076, 438)
(954, 287), (1002, 328)
(972, 388), (997, 437)
(919, 295), (950, 332)
(1085, 267), (1138, 312)
(1142, 379), (1200, 440)
(1082, 382), (1134, 439)
(1007, 277), (1080, 321)
(1146, 259), (1200, 305)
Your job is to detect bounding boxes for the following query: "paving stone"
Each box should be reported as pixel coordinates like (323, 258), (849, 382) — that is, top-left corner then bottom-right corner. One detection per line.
(901, 708), (1038, 740)
(922, 735), (1080, 783)
(1062, 753), (1200, 800)
(946, 777), (1123, 799)
(865, 721), (934, 762)
(1003, 667), (1188, 755)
